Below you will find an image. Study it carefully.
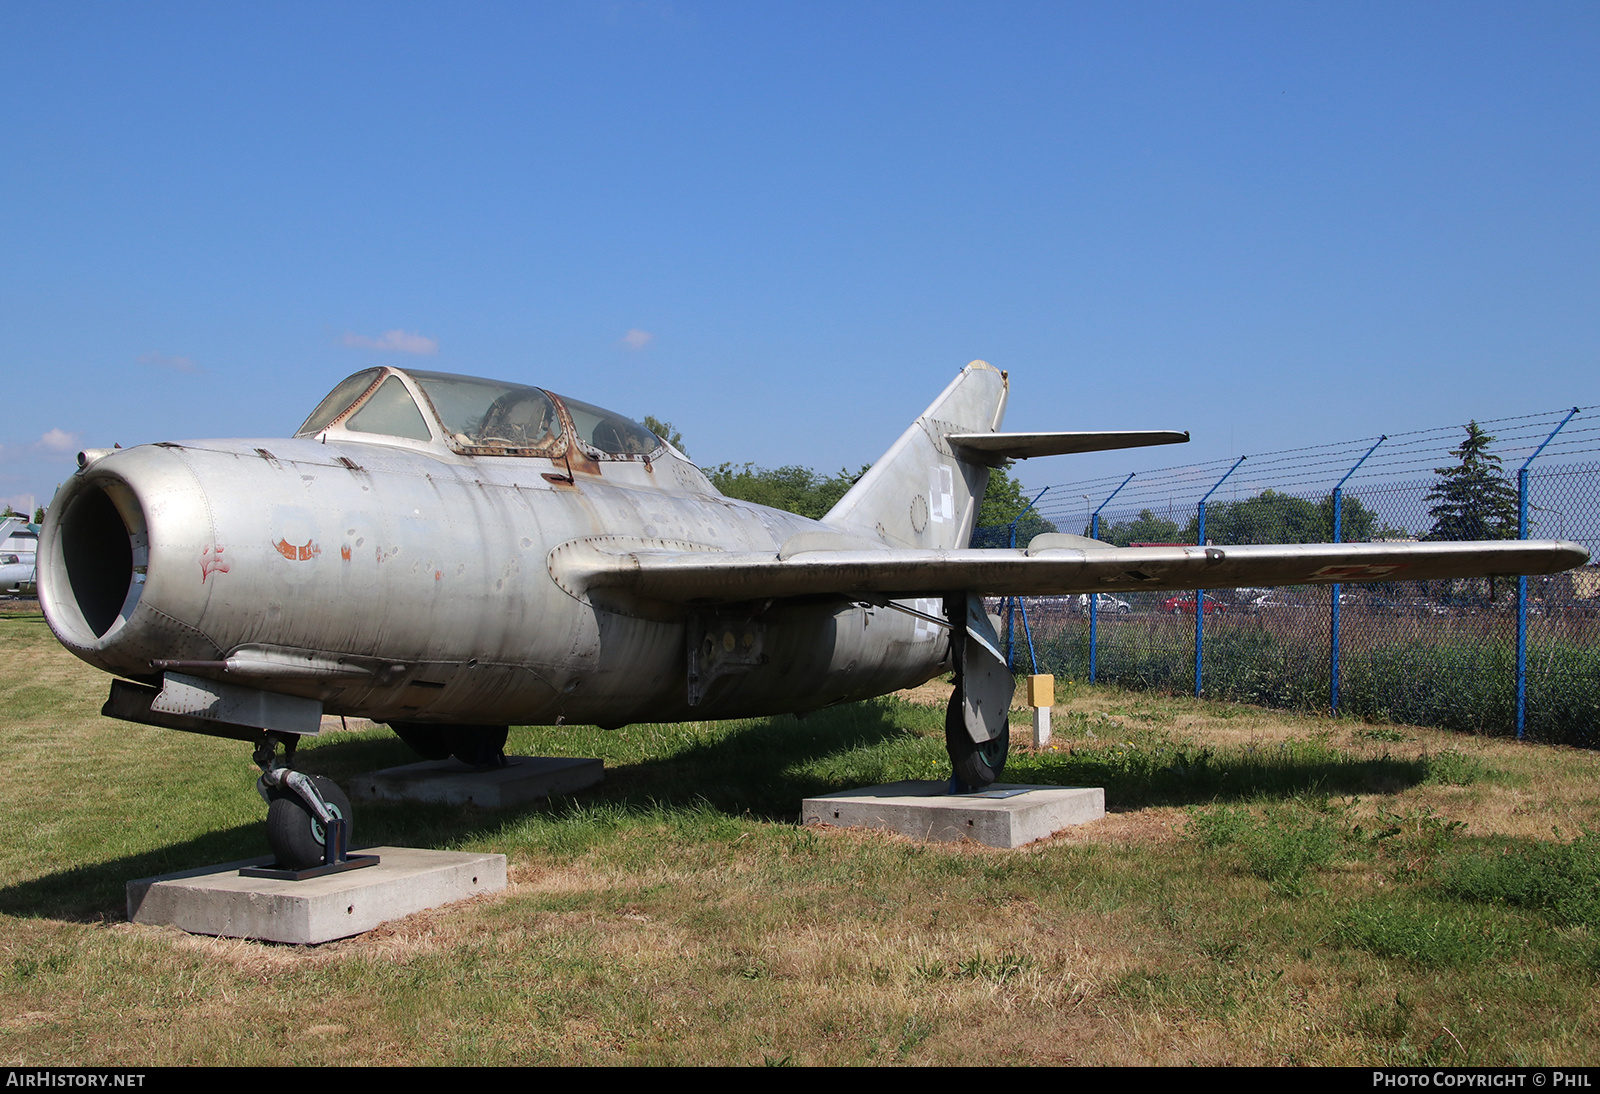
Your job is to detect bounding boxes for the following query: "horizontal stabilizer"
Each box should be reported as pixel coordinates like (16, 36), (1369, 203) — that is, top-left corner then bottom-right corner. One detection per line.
(947, 430), (1189, 463)
(551, 538), (1588, 605)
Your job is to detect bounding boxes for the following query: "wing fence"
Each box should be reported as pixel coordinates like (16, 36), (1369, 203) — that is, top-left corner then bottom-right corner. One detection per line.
(972, 405), (1600, 746)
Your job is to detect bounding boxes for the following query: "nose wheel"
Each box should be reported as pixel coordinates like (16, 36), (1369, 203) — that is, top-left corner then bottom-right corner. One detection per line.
(248, 733), (375, 878)
(265, 774), (353, 870)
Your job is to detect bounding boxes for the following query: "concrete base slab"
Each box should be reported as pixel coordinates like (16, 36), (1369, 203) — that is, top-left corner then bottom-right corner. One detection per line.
(350, 755), (602, 808)
(802, 782), (1104, 849)
(127, 846), (506, 944)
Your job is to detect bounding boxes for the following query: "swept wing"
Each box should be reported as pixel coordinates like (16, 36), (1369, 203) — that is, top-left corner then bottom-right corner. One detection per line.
(552, 537), (1587, 604)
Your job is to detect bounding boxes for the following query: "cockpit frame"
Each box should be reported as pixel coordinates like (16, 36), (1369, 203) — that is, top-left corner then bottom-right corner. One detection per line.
(294, 367), (668, 464)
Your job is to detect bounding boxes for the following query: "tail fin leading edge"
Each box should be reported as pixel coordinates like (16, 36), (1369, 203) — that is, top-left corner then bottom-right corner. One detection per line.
(824, 361), (1008, 550)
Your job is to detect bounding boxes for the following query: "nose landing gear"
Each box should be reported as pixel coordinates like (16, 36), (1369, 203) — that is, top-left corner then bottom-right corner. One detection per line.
(246, 733), (376, 879)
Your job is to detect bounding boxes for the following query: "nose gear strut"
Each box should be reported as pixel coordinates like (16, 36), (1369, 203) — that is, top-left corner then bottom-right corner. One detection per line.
(241, 732), (379, 880)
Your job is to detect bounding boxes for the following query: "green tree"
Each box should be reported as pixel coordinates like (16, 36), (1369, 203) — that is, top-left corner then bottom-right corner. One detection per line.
(1424, 422), (1518, 541)
(641, 415), (687, 459)
(1316, 493), (1383, 541)
(1103, 509), (1183, 546)
(1174, 490), (1387, 545)
(974, 465), (1056, 542)
(708, 459), (1053, 537)
(1183, 490), (1324, 545)
(708, 463), (866, 520)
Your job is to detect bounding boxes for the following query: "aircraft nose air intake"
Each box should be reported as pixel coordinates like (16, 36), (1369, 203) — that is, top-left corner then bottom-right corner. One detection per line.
(43, 476), (149, 643)
(39, 446), (220, 682)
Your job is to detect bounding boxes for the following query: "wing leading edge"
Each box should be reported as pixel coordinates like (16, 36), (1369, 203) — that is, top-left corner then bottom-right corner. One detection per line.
(552, 538), (1589, 605)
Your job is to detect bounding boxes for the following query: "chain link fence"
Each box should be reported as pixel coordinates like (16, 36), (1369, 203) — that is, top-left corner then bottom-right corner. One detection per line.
(976, 407), (1600, 747)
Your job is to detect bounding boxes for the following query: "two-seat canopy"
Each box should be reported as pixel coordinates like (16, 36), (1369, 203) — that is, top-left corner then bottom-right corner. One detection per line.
(296, 368), (665, 461)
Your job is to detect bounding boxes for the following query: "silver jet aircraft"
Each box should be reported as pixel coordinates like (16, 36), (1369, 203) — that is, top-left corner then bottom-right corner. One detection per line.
(37, 362), (1588, 868)
(0, 516), (37, 594)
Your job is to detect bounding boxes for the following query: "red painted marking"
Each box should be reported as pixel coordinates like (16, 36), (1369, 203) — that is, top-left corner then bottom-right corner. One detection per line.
(434, 570), (442, 581)
(274, 538), (320, 562)
(200, 544), (229, 582)
(1310, 563), (1409, 579)
(340, 544), (352, 561)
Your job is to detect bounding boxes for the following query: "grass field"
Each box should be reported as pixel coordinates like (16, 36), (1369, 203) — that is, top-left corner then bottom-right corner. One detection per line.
(3, 604), (1599, 1066)
(1019, 609), (1600, 747)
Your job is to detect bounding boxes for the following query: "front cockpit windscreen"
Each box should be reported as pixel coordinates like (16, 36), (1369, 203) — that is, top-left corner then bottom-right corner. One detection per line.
(344, 375), (434, 442)
(296, 369), (383, 436)
(408, 371), (565, 455)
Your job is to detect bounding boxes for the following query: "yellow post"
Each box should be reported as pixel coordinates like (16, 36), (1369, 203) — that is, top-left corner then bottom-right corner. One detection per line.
(1027, 674), (1054, 747)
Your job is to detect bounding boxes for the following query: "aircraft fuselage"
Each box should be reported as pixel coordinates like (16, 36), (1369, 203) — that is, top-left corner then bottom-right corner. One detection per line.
(41, 435), (948, 730)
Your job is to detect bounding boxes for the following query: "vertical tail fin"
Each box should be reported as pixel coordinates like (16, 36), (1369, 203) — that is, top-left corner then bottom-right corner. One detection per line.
(824, 361), (1008, 549)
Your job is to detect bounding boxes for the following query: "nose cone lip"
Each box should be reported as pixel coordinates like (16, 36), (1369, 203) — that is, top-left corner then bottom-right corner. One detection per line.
(40, 442), (223, 679)
(40, 466), (151, 655)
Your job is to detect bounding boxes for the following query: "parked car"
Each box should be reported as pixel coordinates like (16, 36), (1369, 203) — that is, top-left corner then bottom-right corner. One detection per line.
(1248, 593), (1304, 613)
(1076, 593), (1132, 614)
(1163, 593), (1226, 615)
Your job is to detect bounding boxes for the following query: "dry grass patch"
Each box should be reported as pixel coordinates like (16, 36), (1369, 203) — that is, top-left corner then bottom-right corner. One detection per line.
(5, 624), (1600, 1064)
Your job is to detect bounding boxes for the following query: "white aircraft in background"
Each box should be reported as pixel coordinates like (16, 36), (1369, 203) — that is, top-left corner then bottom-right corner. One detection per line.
(0, 516), (37, 595)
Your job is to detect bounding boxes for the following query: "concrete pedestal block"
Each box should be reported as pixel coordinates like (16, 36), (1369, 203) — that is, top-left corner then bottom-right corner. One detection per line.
(802, 782), (1104, 848)
(127, 846), (506, 944)
(350, 755), (602, 808)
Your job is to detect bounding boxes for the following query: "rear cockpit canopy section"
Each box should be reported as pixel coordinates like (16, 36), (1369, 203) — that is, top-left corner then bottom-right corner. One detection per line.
(295, 367), (669, 464)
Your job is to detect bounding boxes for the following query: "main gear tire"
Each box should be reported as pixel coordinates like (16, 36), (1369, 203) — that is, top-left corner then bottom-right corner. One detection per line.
(944, 687), (1009, 789)
(444, 725), (509, 768)
(390, 722), (452, 760)
(390, 723), (508, 767)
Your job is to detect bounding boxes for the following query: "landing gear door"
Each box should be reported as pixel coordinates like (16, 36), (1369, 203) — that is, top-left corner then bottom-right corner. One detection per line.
(960, 593), (1013, 745)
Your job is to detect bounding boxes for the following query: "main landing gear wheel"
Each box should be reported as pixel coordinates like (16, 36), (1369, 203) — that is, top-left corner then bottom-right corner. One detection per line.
(265, 774), (353, 871)
(389, 722), (453, 761)
(945, 686), (1009, 790)
(389, 722), (509, 767)
(444, 725), (509, 768)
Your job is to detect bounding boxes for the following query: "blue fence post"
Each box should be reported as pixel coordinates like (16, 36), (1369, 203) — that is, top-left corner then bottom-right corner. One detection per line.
(1089, 472), (1136, 683)
(1089, 512), (1097, 682)
(1517, 466), (1527, 736)
(1195, 457), (1247, 698)
(1195, 501), (1205, 698)
(1330, 488), (1342, 712)
(998, 489), (1049, 674)
(1004, 547), (1015, 670)
(1516, 409), (1579, 739)
(1330, 437), (1386, 715)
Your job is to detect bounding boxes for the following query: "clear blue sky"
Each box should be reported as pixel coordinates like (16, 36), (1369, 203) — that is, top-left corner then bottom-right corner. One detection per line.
(3, 2), (1596, 515)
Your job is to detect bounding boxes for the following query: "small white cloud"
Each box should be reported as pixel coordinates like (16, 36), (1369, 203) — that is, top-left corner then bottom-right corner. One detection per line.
(139, 352), (200, 373)
(619, 329), (654, 351)
(341, 329), (440, 355)
(37, 428), (79, 453)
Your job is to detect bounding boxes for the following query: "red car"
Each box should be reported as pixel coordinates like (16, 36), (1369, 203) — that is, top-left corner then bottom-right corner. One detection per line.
(1163, 593), (1227, 615)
